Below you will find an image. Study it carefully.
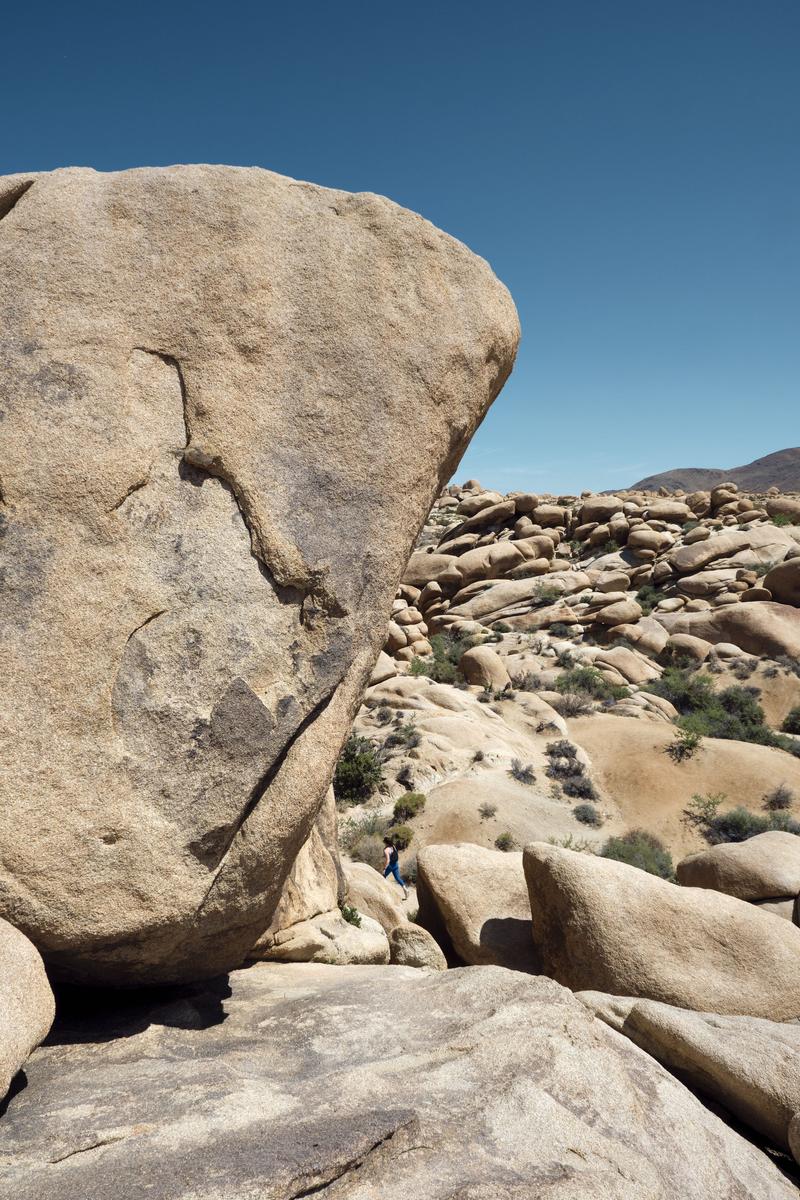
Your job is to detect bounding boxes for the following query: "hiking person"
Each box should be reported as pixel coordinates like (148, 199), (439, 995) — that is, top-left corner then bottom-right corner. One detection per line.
(382, 836), (408, 900)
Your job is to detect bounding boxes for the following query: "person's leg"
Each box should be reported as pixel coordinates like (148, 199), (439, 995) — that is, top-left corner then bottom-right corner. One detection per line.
(391, 862), (408, 899)
(383, 864), (392, 879)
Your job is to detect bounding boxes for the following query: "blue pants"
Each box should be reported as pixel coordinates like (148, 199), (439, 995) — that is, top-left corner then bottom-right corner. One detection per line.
(384, 862), (406, 887)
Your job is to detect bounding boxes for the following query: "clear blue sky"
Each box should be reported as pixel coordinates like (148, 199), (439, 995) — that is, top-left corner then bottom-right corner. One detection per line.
(2, 2), (798, 493)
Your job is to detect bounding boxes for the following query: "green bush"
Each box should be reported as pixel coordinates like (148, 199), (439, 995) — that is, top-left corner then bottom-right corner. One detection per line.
(393, 792), (426, 822)
(636, 583), (660, 615)
(683, 791), (800, 844)
(387, 823), (413, 850)
(340, 904), (362, 928)
(782, 707), (800, 735)
(333, 735), (384, 807)
(409, 630), (475, 684)
(494, 831), (518, 852)
(665, 728), (701, 762)
(548, 621), (573, 639)
(556, 665), (628, 702)
(601, 830), (674, 879)
(573, 802), (602, 827)
(648, 669), (794, 751)
(772, 513), (793, 527)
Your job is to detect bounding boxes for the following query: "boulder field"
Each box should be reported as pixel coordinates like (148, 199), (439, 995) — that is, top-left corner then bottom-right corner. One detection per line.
(0, 165), (518, 985)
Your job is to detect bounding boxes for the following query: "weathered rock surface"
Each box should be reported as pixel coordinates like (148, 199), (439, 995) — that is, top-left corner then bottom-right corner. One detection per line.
(417, 843), (538, 970)
(388, 923), (447, 969)
(343, 862), (409, 935)
(657, 602), (800, 657)
(250, 909), (390, 965)
(0, 165), (518, 984)
(523, 842), (800, 1017)
(677, 831), (800, 901)
(0, 919), (54, 1100)
(0, 962), (794, 1199)
(580, 992), (800, 1162)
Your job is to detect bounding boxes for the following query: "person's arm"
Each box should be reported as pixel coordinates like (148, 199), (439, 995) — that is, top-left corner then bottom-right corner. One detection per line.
(383, 846), (391, 865)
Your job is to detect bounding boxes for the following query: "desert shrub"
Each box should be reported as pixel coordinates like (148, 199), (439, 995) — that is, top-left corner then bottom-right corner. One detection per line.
(387, 823), (413, 849)
(530, 584), (563, 607)
(339, 809), (387, 851)
(492, 622), (512, 633)
(776, 655), (800, 680)
(636, 583), (660, 615)
(556, 648), (576, 668)
(552, 690), (595, 717)
(683, 791), (800, 844)
(545, 739), (577, 760)
(665, 728), (701, 763)
(393, 792), (426, 822)
(409, 630), (475, 684)
(509, 759), (537, 785)
(548, 621), (573, 639)
(548, 833), (595, 851)
(334, 735), (384, 807)
(648, 669), (790, 750)
(479, 801), (498, 820)
(375, 705), (393, 725)
(472, 748), (485, 762)
(556, 665), (628, 703)
(516, 671), (544, 692)
(494, 831), (518, 852)
(772, 513), (792, 527)
(384, 720), (421, 750)
(601, 830), (674, 879)
(563, 775), (598, 801)
(573, 802), (603, 827)
(731, 657), (757, 680)
(763, 783), (794, 812)
(349, 834), (386, 870)
(782, 707), (800, 735)
(340, 904), (362, 928)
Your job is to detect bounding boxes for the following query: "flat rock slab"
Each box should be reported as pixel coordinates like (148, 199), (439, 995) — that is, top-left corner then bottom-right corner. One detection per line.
(0, 963), (795, 1198)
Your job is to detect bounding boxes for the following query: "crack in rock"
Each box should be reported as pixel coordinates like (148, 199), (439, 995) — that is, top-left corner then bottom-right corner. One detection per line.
(0, 179), (34, 222)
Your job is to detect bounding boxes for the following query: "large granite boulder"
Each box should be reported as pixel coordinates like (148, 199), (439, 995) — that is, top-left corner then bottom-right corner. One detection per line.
(523, 842), (800, 1017)
(676, 831), (800, 901)
(0, 166), (518, 985)
(0, 962), (793, 1199)
(655, 601), (800, 658)
(580, 992), (800, 1163)
(417, 843), (538, 970)
(0, 919), (54, 1101)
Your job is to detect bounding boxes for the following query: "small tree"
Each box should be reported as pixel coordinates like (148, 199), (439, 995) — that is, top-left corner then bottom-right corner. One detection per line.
(333, 735), (384, 807)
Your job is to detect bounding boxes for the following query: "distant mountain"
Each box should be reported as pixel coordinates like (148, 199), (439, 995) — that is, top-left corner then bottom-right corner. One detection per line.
(629, 447), (800, 493)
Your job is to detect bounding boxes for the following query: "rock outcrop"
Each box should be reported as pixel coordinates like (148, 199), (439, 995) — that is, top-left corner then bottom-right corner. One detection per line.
(417, 843), (538, 970)
(676, 831), (800, 901)
(580, 992), (800, 1163)
(0, 962), (794, 1199)
(0, 165), (518, 984)
(523, 842), (800, 1017)
(0, 919), (54, 1101)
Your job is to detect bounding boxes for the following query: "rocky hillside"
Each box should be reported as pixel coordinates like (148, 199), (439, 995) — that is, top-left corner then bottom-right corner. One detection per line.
(630, 446), (800, 492)
(349, 476), (800, 876)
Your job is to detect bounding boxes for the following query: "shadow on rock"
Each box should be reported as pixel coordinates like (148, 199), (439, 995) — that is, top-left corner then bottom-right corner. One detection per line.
(45, 975), (232, 1045)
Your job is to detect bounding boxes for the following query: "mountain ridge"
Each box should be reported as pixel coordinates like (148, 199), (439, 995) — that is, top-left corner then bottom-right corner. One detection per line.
(629, 447), (800, 493)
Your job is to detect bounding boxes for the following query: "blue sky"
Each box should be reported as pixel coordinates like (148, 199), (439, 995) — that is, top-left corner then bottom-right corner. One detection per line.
(2, 2), (798, 493)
